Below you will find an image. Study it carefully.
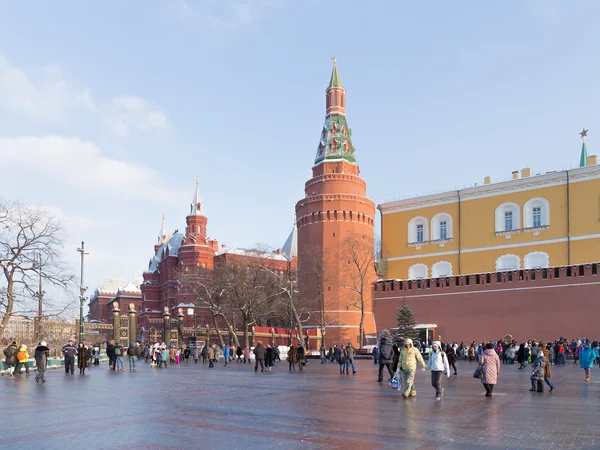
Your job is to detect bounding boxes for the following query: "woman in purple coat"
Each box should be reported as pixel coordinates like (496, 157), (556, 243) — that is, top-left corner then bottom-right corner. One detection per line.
(480, 342), (501, 397)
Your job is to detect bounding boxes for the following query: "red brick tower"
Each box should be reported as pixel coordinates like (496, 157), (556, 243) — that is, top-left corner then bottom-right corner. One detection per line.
(179, 177), (218, 272)
(295, 60), (377, 347)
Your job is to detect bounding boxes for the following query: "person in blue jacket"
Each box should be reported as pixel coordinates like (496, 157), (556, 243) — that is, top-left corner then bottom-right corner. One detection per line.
(579, 338), (598, 382)
(223, 345), (230, 367)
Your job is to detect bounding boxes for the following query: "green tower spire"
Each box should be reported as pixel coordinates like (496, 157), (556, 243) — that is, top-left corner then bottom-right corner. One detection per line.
(329, 58), (342, 88)
(580, 128), (589, 167)
(314, 59), (356, 167)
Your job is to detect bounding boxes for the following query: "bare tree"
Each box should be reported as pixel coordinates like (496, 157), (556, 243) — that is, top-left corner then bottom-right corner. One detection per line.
(0, 199), (75, 336)
(178, 269), (240, 348)
(340, 233), (377, 348)
(220, 250), (284, 347)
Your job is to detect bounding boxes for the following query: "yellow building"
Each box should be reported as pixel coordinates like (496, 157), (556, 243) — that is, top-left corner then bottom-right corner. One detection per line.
(378, 149), (600, 280)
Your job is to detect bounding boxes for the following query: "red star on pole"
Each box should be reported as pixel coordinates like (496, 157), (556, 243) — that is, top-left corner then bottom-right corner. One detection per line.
(580, 128), (589, 139)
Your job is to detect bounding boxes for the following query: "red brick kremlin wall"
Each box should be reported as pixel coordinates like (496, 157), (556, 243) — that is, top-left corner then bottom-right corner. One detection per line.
(373, 263), (600, 343)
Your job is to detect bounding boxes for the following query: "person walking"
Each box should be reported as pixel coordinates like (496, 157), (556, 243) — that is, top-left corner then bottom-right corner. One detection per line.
(396, 338), (426, 398)
(426, 341), (450, 400)
(517, 343), (528, 370)
(127, 343), (138, 371)
(93, 344), (100, 366)
(243, 346), (250, 364)
(287, 345), (297, 371)
(113, 342), (124, 371)
(265, 345), (274, 373)
(320, 346), (327, 364)
(530, 349), (546, 392)
(392, 343), (401, 373)
(480, 342), (500, 397)
(445, 343), (458, 375)
(223, 346), (230, 367)
(579, 339), (598, 382)
(14, 345), (30, 376)
(193, 346), (200, 364)
(540, 342), (556, 391)
(254, 341), (266, 373)
(201, 345), (208, 364)
(346, 342), (357, 374)
(3, 341), (19, 377)
(372, 346), (379, 365)
(160, 346), (169, 368)
(296, 345), (306, 372)
(207, 345), (215, 368)
(78, 343), (89, 375)
(273, 346), (281, 362)
(34, 341), (50, 383)
(106, 340), (115, 370)
(339, 344), (348, 375)
(377, 333), (395, 382)
(62, 340), (78, 375)
(236, 346), (243, 363)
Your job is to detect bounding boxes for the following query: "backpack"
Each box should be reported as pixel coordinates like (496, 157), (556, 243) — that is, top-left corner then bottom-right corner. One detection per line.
(17, 350), (27, 361)
(115, 347), (122, 356)
(3, 347), (9, 357)
(127, 347), (136, 356)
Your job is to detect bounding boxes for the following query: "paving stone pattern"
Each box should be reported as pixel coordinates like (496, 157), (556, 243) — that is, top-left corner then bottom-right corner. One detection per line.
(2, 359), (599, 449)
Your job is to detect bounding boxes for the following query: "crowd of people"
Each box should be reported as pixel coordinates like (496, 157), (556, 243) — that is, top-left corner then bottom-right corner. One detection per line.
(371, 331), (600, 400)
(4, 333), (599, 400)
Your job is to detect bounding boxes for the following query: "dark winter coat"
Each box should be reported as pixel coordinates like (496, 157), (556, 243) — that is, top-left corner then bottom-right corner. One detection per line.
(236, 346), (243, 357)
(62, 344), (78, 359)
(3, 344), (18, 365)
(106, 343), (115, 358)
(253, 343), (266, 360)
(78, 347), (89, 369)
(392, 345), (400, 372)
(378, 338), (393, 364)
(517, 344), (528, 364)
(265, 347), (274, 367)
(445, 346), (457, 364)
(296, 346), (306, 363)
(201, 346), (208, 358)
(34, 345), (50, 371)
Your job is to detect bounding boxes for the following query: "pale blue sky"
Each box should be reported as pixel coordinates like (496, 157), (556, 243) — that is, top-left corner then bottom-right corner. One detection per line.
(1, 1), (598, 310)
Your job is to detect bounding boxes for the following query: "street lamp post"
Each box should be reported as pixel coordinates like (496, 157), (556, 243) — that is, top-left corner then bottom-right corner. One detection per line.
(34, 252), (46, 341)
(76, 241), (89, 344)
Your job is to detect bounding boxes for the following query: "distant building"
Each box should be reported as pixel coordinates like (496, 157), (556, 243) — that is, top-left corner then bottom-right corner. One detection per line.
(88, 276), (143, 323)
(374, 133), (600, 342)
(378, 143), (600, 280)
(137, 180), (296, 343)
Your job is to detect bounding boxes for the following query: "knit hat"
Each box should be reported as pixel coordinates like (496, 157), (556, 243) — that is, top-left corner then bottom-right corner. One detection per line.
(20, 345), (27, 350)
(404, 339), (413, 346)
(432, 341), (441, 349)
(40, 341), (47, 346)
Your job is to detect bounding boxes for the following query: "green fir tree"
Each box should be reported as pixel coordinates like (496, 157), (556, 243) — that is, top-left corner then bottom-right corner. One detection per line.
(394, 302), (419, 343)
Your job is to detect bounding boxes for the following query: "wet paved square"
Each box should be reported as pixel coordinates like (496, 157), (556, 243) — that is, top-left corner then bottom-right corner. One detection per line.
(2, 358), (599, 449)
